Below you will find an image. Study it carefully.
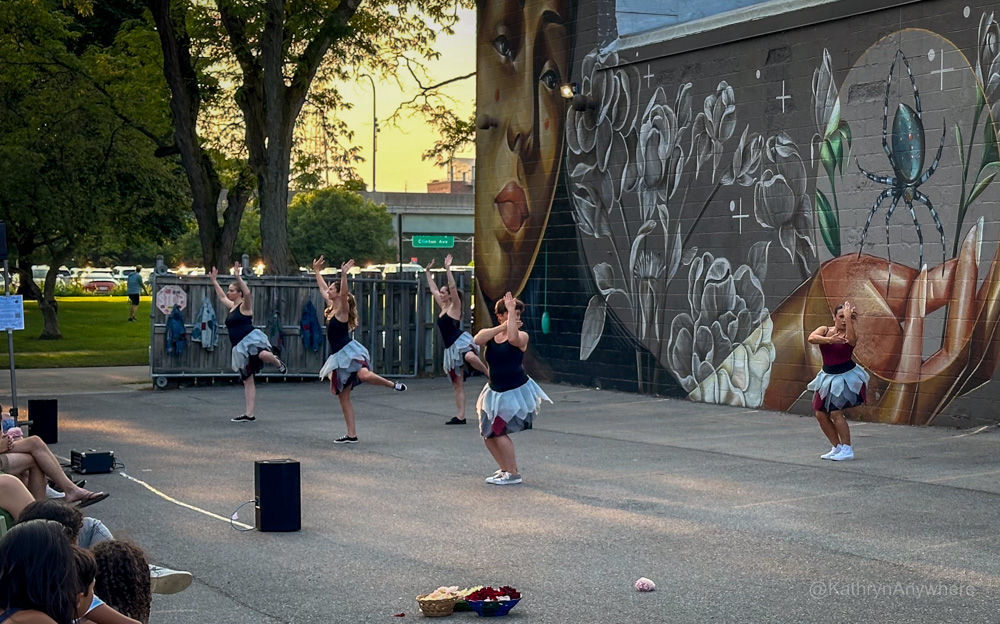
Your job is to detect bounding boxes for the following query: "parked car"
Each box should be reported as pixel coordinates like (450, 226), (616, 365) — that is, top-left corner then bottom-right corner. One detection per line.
(381, 262), (425, 278)
(111, 266), (139, 281)
(81, 271), (118, 294)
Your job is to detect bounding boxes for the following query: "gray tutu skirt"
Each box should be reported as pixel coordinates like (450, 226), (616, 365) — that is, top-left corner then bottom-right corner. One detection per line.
(476, 378), (552, 438)
(231, 329), (273, 380)
(807, 365), (869, 412)
(319, 340), (372, 395)
(443, 332), (479, 380)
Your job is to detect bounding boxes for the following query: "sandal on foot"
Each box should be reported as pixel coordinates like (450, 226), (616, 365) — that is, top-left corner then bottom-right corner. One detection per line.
(74, 492), (110, 509)
(393, 382), (407, 391)
(445, 417), (467, 425)
(277, 361), (287, 374)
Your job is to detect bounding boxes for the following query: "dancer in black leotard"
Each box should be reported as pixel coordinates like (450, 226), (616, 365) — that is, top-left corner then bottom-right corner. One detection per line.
(473, 292), (551, 485)
(313, 257), (407, 444)
(426, 254), (489, 425)
(210, 263), (286, 422)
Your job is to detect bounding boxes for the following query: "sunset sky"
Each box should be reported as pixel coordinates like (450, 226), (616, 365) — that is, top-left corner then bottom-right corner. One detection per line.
(326, 8), (476, 193)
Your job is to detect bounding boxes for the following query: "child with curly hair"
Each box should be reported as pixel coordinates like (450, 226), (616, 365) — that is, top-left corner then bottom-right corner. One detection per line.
(92, 541), (152, 624)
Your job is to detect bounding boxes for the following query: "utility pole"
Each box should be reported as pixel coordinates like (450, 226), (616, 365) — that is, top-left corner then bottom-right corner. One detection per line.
(361, 74), (377, 192)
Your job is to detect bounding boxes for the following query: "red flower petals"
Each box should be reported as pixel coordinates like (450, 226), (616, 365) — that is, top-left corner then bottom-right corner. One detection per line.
(467, 586), (520, 601)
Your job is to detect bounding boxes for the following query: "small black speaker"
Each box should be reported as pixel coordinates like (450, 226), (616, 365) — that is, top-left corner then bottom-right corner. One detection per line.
(27, 399), (57, 444)
(254, 459), (300, 532)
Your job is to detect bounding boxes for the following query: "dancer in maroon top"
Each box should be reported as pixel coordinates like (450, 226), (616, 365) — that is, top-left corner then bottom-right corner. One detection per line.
(807, 301), (868, 461)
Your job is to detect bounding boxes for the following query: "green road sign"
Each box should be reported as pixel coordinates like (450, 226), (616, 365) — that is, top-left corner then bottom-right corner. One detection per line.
(412, 235), (455, 248)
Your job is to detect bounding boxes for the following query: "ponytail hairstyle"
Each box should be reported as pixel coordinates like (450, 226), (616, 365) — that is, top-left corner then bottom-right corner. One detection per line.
(326, 282), (359, 330)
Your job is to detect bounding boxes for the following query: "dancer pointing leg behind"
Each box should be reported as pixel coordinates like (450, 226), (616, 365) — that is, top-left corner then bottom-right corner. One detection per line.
(474, 292), (551, 485)
(314, 257), (407, 444)
(210, 263), (286, 423)
(807, 301), (868, 461)
(426, 254), (489, 425)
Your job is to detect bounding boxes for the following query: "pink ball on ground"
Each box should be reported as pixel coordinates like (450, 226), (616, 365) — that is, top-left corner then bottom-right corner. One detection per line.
(635, 577), (656, 592)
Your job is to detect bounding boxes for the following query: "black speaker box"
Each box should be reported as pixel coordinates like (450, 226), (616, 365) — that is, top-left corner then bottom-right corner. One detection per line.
(28, 399), (57, 444)
(254, 459), (300, 532)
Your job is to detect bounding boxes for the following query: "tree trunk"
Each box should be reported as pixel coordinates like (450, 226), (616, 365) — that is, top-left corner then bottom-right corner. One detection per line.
(258, 134), (296, 275)
(145, 0), (248, 271)
(37, 257), (66, 339)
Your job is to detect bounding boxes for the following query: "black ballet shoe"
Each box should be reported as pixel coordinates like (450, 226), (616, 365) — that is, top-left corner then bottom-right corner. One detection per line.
(445, 417), (467, 425)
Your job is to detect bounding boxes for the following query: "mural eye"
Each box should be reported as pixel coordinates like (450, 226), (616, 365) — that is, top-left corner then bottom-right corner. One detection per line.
(493, 34), (514, 61)
(539, 68), (560, 90)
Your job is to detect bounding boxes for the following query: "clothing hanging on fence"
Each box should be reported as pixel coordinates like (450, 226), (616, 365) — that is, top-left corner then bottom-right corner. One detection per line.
(299, 299), (322, 352)
(267, 308), (283, 356)
(165, 305), (187, 356)
(190, 298), (219, 351)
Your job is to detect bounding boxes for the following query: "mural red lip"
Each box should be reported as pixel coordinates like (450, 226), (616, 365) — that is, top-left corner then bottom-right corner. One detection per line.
(495, 182), (528, 233)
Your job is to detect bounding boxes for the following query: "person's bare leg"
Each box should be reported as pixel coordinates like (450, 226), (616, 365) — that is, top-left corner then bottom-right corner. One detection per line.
(492, 435), (518, 474)
(452, 376), (466, 420)
(830, 411), (851, 446)
(338, 386), (357, 437)
(465, 351), (489, 377)
(259, 350), (284, 369)
(2, 454), (45, 499)
(814, 411), (840, 446)
(0, 474), (35, 520)
(483, 437), (505, 471)
(8, 437), (100, 502)
(356, 367), (395, 388)
(243, 376), (256, 417)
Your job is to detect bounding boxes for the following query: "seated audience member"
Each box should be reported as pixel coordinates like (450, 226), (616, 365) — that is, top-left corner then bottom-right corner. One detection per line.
(0, 433), (108, 506)
(92, 541), (152, 624)
(18, 500), (193, 597)
(0, 519), (90, 624)
(0, 474), (34, 526)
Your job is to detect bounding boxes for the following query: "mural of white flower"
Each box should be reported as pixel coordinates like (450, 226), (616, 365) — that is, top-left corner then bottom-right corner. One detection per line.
(667, 253), (769, 396)
(721, 125), (763, 187)
(691, 81), (737, 182)
(977, 12), (1000, 101)
(689, 315), (775, 408)
(637, 84), (692, 220)
(753, 133), (816, 272)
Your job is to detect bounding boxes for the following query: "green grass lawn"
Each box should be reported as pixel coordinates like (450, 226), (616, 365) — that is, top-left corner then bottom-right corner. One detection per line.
(0, 297), (150, 368)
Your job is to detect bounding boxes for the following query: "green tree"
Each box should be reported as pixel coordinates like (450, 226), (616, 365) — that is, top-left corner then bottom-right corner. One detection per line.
(287, 187), (395, 266)
(0, 0), (188, 338)
(141, 0), (472, 274)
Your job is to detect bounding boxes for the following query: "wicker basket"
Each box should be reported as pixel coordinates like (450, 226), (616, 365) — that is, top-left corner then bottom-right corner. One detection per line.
(416, 595), (459, 617)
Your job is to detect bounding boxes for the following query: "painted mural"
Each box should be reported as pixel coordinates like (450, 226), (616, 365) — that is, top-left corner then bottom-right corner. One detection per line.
(475, 0), (1000, 425)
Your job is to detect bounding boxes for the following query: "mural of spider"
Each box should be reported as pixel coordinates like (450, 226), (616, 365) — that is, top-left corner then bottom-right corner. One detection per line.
(856, 49), (947, 270)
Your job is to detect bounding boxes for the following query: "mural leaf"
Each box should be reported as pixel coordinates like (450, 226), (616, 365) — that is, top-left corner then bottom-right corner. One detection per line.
(815, 188), (841, 256)
(592, 262), (616, 296)
(837, 119), (852, 150)
(824, 98), (841, 139)
(955, 124), (965, 171)
(682, 247), (699, 265)
(968, 171), (997, 206)
(748, 241), (770, 280)
(580, 295), (607, 361)
(820, 139), (836, 182)
(829, 132), (844, 175)
(980, 113), (1000, 174)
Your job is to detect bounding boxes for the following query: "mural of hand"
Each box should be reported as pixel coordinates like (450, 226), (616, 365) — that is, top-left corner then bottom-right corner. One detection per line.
(766, 220), (1000, 425)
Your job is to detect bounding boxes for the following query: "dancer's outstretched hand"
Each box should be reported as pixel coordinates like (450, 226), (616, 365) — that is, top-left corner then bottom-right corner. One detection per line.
(312, 256), (325, 272)
(341, 259), (355, 273)
(209, 267), (218, 282)
(444, 254), (453, 269)
(426, 258), (436, 269)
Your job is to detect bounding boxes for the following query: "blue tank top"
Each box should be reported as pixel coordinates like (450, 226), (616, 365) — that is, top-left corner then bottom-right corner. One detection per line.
(327, 315), (351, 353)
(485, 338), (528, 392)
(0, 608), (22, 622)
(225, 306), (254, 346)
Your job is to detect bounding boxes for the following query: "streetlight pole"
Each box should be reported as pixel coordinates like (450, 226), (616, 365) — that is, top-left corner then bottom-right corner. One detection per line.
(361, 74), (377, 192)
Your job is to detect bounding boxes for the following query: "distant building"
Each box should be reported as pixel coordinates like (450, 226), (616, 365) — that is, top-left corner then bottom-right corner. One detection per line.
(427, 157), (475, 194)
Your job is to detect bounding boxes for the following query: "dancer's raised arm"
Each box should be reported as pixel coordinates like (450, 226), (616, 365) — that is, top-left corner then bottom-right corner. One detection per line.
(232, 262), (252, 314)
(444, 254), (459, 314)
(312, 256), (332, 305)
(209, 267), (231, 308)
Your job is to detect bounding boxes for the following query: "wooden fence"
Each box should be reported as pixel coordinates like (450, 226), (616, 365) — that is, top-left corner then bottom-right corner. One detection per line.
(149, 271), (476, 387)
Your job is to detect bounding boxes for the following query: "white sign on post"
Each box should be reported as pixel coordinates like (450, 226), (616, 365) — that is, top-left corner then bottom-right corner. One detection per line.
(0, 296), (24, 331)
(156, 285), (187, 316)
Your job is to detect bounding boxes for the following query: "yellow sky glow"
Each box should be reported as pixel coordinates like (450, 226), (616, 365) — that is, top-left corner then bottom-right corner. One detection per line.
(323, 9), (476, 193)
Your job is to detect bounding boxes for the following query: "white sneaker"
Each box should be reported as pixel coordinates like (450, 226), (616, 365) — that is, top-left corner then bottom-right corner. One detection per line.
(830, 445), (854, 461)
(821, 445), (841, 460)
(149, 565), (193, 594)
(492, 471), (522, 485)
(485, 469), (504, 484)
(46, 485), (66, 499)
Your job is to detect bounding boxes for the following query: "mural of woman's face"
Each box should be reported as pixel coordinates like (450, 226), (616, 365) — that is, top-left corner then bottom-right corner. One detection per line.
(475, 0), (571, 300)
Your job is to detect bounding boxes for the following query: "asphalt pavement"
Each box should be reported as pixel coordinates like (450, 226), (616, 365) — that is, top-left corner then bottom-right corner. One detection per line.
(2, 366), (998, 623)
